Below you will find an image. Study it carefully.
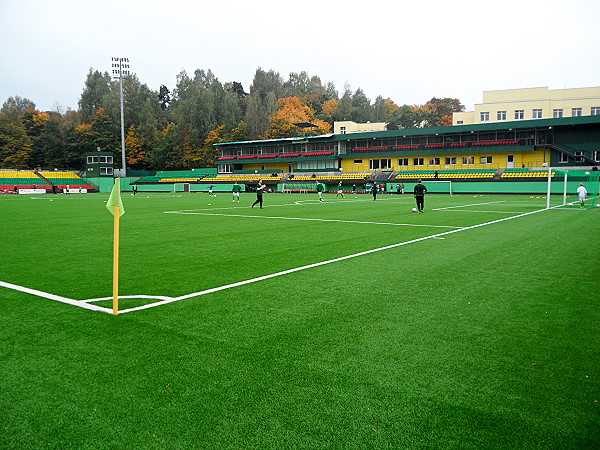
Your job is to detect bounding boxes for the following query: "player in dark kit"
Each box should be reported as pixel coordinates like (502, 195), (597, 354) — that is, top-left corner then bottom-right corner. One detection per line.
(371, 183), (378, 200)
(251, 180), (266, 209)
(413, 179), (427, 213)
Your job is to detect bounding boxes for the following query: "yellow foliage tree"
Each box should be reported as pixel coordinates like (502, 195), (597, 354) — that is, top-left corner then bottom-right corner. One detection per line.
(263, 97), (331, 139)
(125, 125), (146, 169)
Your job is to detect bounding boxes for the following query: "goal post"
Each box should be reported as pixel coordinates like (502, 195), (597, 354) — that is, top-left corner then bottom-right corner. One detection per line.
(421, 180), (452, 195)
(547, 168), (600, 209)
(173, 183), (190, 193)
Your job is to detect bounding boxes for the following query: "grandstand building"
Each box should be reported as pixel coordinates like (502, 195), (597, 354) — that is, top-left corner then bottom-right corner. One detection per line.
(453, 86), (600, 125)
(215, 115), (600, 175)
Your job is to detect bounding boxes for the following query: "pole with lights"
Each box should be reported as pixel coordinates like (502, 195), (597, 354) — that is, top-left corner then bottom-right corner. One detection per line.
(111, 57), (130, 177)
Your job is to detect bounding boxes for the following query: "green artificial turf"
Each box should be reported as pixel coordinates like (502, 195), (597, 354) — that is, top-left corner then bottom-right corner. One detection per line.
(1, 192), (599, 448)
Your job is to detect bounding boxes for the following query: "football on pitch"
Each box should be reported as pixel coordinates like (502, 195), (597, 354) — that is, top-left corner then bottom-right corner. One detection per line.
(412, 208), (417, 212)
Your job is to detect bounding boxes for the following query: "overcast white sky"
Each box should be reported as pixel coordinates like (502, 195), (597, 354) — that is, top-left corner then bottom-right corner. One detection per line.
(1, 0), (599, 113)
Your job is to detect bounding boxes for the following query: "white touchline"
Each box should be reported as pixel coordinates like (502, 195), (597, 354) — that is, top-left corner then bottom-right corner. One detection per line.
(0, 280), (112, 313)
(0, 205), (555, 315)
(165, 212), (463, 229)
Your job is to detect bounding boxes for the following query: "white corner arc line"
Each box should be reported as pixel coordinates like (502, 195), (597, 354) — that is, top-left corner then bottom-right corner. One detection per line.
(117, 206), (551, 314)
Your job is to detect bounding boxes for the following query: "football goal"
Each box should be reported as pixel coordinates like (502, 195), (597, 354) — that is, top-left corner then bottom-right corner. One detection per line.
(421, 180), (452, 195)
(173, 183), (191, 193)
(548, 168), (600, 209)
(281, 183), (313, 194)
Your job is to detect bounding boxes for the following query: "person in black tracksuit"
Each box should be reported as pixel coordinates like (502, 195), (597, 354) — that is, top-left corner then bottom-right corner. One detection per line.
(371, 182), (378, 200)
(413, 179), (427, 213)
(251, 180), (266, 209)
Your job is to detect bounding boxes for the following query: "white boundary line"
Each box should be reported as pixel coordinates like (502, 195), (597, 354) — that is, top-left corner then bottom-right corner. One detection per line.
(433, 201), (507, 210)
(0, 280), (112, 313)
(165, 211), (462, 229)
(0, 205), (554, 315)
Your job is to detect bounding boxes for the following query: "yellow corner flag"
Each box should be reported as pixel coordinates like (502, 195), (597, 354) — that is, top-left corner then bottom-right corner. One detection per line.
(106, 177), (125, 216)
(107, 178), (124, 315)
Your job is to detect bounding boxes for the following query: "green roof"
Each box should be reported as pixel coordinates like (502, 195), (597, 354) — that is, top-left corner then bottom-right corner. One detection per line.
(215, 134), (334, 147)
(213, 115), (600, 149)
(332, 115), (600, 141)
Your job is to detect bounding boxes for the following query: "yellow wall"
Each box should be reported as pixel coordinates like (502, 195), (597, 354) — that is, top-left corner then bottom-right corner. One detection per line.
(342, 149), (550, 171)
(453, 86), (600, 125)
(334, 121), (388, 134)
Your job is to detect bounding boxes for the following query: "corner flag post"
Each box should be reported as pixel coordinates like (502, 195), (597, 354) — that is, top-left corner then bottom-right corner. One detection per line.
(106, 178), (125, 315)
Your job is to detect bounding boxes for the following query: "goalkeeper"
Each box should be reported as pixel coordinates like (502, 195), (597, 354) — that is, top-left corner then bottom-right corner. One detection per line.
(577, 183), (588, 207)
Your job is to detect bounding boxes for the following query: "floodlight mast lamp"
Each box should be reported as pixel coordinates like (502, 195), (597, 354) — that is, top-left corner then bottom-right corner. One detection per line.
(111, 57), (130, 177)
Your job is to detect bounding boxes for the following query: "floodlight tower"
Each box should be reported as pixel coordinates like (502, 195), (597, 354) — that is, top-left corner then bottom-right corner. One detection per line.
(111, 57), (130, 177)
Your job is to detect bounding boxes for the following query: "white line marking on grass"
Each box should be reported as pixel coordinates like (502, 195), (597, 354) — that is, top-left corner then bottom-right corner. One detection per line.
(0, 205), (558, 315)
(118, 205), (553, 314)
(440, 210), (524, 214)
(165, 211), (462, 229)
(0, 280), (112, 314)
(81, 295), (174, 303)
(433, 201), (507, 210)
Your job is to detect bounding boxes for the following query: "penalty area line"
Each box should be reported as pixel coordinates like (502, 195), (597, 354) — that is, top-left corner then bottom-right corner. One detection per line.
(166, 211), (462, 229)
(118, 205), (550, 314)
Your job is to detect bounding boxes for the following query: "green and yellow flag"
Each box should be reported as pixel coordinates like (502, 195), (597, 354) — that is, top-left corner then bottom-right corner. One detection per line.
(106, 178), (125, 216)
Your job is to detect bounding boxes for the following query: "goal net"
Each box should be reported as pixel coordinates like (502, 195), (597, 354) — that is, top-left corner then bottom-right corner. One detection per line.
(173, 183), (190, 193)
(281, 182), (313, 193)
(547, 168), (600, 209)
(421, 180), (452, 195)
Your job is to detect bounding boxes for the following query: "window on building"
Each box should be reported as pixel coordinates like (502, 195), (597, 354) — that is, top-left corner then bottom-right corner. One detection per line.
(553, 109), (563, 118)
(572, 108), (582, 117)
(559, 153), (568, 163)
(514, 110), (524, 120)
(533, 109), (543, 119)
(100, 167), (114, 175)
(369, 159), (392, 170)
(429, 157), (440, 166)
(480, 155), (493, 164)
(398, 158), (408, 166)
(462, 156), (474, 165)
(445, 157), (456, 165)
(353, 159), (363, 164)
(480, 112), (490, 122)
(497, 111), (507, 121)
(591, 107), (600, 115)
(87, 156), (98, 164)
(413, 158), (424, 166)
(99, 156), (113, 164)
(575, 151), (584, 162)
(340, 126), (346, 134)
(456, 120), (464, 125)
(592, 150), (600, 162)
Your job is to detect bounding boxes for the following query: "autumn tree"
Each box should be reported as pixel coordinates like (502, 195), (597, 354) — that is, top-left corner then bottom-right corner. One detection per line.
(387, 105), (422, 130)
(125, 125), (146, 169)
(263, 97), (331, 139)
(0, 111), (33, 167)
(422, 97), (465, 127)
